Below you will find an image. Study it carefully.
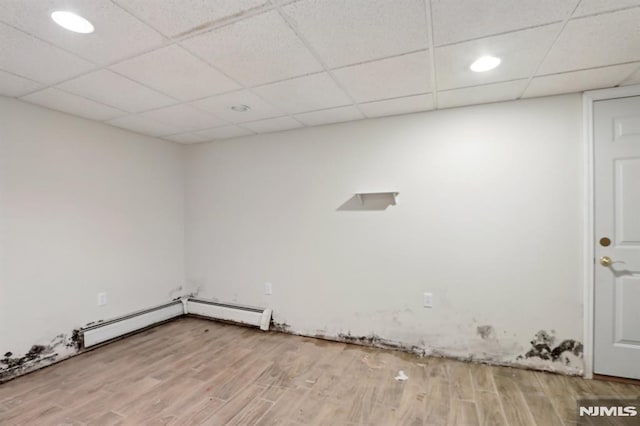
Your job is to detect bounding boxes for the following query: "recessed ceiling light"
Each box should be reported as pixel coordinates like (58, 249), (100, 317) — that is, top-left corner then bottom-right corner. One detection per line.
(231, 105), (250, 112)
(470, 56), (501, 72)
(51, 11), (94, 34)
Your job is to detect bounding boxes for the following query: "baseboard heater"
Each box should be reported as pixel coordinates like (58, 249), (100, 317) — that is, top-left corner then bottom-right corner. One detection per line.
(80, 298), (271, 349)
(81, 300), (184, 348)
(186, 298), (272, 331)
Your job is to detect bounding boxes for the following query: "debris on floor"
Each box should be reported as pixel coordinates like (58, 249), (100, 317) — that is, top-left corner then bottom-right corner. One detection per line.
(394, 370), (408, 381)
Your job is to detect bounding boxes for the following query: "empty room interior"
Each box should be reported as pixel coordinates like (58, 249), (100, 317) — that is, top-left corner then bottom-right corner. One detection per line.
(1, 0), (640, 425)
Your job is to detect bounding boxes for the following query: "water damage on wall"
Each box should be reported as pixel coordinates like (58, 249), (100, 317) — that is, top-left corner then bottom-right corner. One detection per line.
(0, 329), (82, 383)
(273, 319), (584, 376)
(476, 325), (496, 340)
(270, 319), (292, 333)
(517, 330), (583, 366)
(333, 332), (426, 356)
(431, 327), (584, 375)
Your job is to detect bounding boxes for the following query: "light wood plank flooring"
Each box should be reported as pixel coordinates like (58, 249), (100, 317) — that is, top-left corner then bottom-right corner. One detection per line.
(0, 317), (638, 425)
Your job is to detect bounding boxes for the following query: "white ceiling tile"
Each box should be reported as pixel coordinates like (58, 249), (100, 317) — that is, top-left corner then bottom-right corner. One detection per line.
(181, 11), (322, 86)
(332, 51), (431, 103)
(294, 105), (363, 126)
(435, 24), (560, 90)
(281, 0), (428, 68)
(2, 0), (165, 65)
(57, 70), (176, 112)
(431, 0), (575, 46)
(0, 70), (43, 97)
(253, 73), (351, 114)
(621, 65), (640, 86)
(242, 117), (303, 133)
(359, 94), (434, 118)
(163, 132), (210, 144)
(20, 88), (126, 121)
(0, 22), (94, 84)
(140, 104), (226, 132)
(191, 89), (283, 123)
(437, 80), (528, 109)
(111, 45), (239, 101)
(195, 125), (255, 140)
(539, 8), (640, 75)
(573, 1), (640, 17)
(523, 63), (640, 98)
(107, 114), (180, 137)
(113, 0), (269, 38)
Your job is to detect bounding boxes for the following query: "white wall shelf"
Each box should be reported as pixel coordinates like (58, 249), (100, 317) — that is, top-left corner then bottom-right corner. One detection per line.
(355, 192), (399, 206)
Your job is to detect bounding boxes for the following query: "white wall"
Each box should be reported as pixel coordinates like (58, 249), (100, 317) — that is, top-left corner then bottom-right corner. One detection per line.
(0, 97), (185, 377)
(0, 94), (586, 378)
(185, 94), (585, 373)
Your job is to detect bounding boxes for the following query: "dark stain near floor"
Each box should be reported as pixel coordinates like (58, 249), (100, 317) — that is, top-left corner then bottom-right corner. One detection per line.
(1, 330), (85, 381)
(1, 344), (52, 380)
(477, 325), (495, 340)
(518, 330), (583, 363)
(336, 333), (379, 346)
(67, 329), (82, 350)
(270, 320), (291, 333)
(334, 333), (426, 356)
(270, 325), (584, 375)
(550, 340), (583, 363)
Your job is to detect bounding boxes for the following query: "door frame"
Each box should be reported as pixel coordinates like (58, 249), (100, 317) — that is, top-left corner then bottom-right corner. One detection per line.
(582, 84), (640, 379)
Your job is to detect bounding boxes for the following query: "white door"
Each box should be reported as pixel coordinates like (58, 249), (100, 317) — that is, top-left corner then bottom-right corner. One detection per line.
(593, 95), (640, 379)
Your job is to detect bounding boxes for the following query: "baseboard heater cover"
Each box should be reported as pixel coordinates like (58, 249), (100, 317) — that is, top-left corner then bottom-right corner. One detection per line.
(81, 300), (184, 348)
(186, 298), (272, 331)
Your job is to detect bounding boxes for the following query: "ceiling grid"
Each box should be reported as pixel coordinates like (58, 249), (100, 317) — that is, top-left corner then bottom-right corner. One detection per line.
(0, 0), (639, 143)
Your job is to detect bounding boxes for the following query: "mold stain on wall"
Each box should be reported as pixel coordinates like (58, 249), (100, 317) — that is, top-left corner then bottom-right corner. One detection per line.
(476, 325), (495, 340)
(273, 319), (585, 376)
(517, 329), (583, 367)
(0, 329), (82, 382)
(1, 315), (585, 382)
(334, 332), (426, 356)
(270, 320), (292, 333)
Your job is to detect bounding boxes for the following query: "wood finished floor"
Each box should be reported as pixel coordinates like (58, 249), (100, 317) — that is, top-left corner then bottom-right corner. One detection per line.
(0, 317), (638, 426)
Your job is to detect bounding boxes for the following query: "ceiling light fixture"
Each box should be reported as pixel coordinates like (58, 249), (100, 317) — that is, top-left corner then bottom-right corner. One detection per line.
(470, 55), (501, 72)
(51, 11), (94, 34)
(231, 105), (250, 112)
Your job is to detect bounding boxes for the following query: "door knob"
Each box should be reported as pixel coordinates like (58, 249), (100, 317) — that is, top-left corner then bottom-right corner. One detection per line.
(600, 256), (613, 266)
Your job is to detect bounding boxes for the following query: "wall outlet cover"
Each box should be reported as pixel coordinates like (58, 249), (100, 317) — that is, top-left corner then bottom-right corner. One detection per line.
(423, 292), (433, 308)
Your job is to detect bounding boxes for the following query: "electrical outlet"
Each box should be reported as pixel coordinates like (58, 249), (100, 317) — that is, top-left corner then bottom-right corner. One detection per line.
(98, 292), (107, 306)
(265, 282), (273, 295)
(423, 292), (433, 308)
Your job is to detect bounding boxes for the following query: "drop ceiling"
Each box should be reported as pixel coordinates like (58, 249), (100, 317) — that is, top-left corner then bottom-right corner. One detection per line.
(2, 0), (640, 144)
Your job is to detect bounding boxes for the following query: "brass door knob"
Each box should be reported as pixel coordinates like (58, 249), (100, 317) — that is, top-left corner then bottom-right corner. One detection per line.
(600, 256), (613, 266)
